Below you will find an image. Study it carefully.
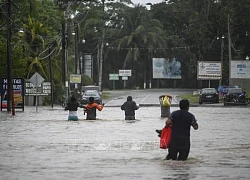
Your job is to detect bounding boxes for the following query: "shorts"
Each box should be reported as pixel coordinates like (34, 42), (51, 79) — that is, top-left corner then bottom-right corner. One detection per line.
(68, 115), (78, 121)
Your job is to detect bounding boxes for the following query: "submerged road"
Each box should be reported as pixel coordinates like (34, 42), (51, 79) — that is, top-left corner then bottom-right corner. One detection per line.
(103, 88), (195, 107)
(0, 88), (249, 180)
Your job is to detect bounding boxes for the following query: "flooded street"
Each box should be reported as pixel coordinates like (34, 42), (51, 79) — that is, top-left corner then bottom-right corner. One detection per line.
(1, 104), (250, 180)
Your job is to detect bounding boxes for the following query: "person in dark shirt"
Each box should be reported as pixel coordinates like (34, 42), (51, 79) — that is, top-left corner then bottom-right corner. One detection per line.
(65, 96), (80, 121)
(83, 97), (104, 120)
(121, 96), (139, 120)
(165, 99), (198, 161)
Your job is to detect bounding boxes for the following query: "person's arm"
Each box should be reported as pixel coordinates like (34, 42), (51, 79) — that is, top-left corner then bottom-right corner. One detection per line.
(165, 112), (174, 127)
(81, 105), (87, 110)
(95, 103), (104, 111)
(191, 115), (198, 130)
(133, 101), (139, 110)
(121, 103), (125, 110)
(165, 118), (172, 127)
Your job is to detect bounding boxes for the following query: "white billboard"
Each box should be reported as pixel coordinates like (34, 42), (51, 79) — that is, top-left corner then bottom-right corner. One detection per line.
(231, 60), (250, 79)
(152, 58), (181, 79)
(197, 61), (221, 80)
(83, 54), (92, 78)
(119, 69), (131, 76)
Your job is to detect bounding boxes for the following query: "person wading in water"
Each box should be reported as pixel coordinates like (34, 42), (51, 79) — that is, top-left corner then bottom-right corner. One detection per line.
(121, 96), (139, 120)
(83, 97), (104, 120)
(165, 99), (198, 160)
(65, 96), (80, 121)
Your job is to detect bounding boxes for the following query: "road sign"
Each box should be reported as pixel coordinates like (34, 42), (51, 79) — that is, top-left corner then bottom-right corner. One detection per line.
(122, 76), (128, 80)
(109, 73), (119, 80)
(197, 61), (221, 80)
(119, 69), (131, 76)
(70, 74), (81, 83)
(29, 72), (44, 87)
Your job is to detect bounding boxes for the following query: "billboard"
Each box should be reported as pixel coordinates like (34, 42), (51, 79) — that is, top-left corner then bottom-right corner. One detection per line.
(1, 78), (24, 110)
(197, 61), (221, 80)
(152, 58), (181, 79)
(119, 69), (131, 76)
(70, 74), (81, 83)
(231, 60), (250, 79)
(25, 82), (51, 95)
(83, 54), (92, 78)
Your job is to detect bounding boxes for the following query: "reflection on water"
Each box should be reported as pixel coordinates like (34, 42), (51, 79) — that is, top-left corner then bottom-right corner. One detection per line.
(0, 106), (250, 179)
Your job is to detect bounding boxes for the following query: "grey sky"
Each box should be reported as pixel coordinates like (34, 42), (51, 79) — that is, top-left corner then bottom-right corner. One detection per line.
(131, 0), (164, 5)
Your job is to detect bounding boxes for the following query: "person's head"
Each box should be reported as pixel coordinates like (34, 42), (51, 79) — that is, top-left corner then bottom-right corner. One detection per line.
(89, 97), (94, 103)
(70, 96), (76, 102)
(179, 99), (189, 111)
(127, 96), (132, 101)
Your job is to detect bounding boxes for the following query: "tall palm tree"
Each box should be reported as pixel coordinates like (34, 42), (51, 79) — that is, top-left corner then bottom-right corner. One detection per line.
(23, 16), (49, 79)
(113, 5), (166, 88)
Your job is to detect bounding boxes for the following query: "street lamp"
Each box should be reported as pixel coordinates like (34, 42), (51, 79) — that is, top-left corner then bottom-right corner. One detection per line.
(72, 25), (86, 75)
(72, 22), (79, 74)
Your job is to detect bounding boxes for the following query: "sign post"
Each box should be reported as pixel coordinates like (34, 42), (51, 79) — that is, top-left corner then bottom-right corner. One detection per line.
(29, 72), (44, 111)
(197, 62), (222, 88)
(109, 73), (119, 89)
(119, 70), (131, 88)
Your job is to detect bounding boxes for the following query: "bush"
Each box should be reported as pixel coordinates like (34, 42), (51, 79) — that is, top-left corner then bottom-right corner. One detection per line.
(81, 75), (93, 86)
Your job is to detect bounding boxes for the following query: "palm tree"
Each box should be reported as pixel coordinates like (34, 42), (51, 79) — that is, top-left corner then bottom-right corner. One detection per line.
(23, 16), (49, 79)
(114, 5), (166, 87)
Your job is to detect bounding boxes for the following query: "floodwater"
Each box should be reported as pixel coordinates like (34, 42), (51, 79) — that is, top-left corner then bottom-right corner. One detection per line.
(0, 106), (250, 180)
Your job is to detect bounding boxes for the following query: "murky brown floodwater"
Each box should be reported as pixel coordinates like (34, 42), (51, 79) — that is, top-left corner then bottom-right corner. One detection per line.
(0, 106), (250, 180)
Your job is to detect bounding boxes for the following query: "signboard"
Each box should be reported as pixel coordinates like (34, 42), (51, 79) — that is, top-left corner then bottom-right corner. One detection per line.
(109, 74), (119, 80)
(42, 82), (51, 94)
(197, 61), (221, 80)
(70, 74), (81, 83)
(25, 82), (51, 95)
(1, 78), (24, 110)
(29, 72), (44, 87)
(119, 69), (131, 76)
(122, 76), (128, 80)
(231, 60), (250, 79)
(152, 58), (181, 79)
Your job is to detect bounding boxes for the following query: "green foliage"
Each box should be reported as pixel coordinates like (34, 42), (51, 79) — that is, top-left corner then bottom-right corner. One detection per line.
(0, 39), (28, 78)
(113, 5), (166, 68)
(81, 74), (93, 86)
(1, 0), (250, 93)
(180, 93), (199, 104)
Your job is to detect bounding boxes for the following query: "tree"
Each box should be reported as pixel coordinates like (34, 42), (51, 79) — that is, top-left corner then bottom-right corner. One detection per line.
(0, 38), (28, 78)
(22, 16), (49, 78)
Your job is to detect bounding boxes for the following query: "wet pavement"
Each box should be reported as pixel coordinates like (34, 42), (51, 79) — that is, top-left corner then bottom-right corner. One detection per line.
(1, 89), (250, 180)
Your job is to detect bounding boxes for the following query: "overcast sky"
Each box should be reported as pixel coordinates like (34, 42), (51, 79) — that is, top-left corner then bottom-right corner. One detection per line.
(131, 0), (164, 5)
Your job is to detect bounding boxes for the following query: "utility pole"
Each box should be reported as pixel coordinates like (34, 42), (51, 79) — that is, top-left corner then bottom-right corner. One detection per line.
(98, 38), (104, 91)
(228, 14), (232, 86)
(62, 22), (66, 89)
(49, 46), (53, 108)
(220, 36), (224, 86)
(98, 0), (105, 91)
(62, 11), (69, 102)
(74, 21), (79, 74)
(6, 0), (14, 115)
